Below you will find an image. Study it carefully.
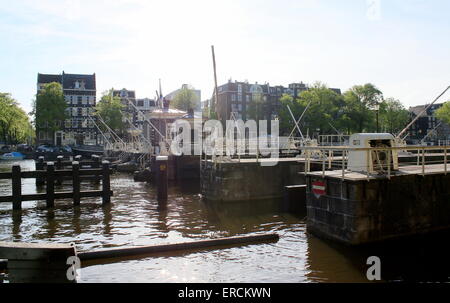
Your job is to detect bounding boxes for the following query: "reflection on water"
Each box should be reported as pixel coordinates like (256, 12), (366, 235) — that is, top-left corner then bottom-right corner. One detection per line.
(1, 160), (450, 282)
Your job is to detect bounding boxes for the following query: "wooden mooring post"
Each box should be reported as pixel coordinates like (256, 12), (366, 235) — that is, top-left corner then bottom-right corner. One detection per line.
(46, 162), (55, 208)
(12, 165), (22, 210)
(73, 161), (81, 206)
(0, 161), (113, 209)
(102, 161), (111, 205)
(56, 155), (64, 185)
(156, 156), (168, 205)
(35, 156), (45, 186)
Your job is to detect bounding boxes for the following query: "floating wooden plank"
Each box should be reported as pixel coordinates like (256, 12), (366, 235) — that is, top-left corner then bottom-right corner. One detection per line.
(79, 233), (279, 261)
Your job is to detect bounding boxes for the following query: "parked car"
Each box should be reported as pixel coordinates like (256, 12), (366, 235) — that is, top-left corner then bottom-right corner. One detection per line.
(36, 145), (55, 152)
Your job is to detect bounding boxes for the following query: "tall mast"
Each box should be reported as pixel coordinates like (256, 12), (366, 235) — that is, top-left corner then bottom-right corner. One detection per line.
(211, 45), (219, 119)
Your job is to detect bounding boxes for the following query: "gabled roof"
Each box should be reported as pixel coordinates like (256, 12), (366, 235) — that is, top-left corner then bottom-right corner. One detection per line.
(37, 73), (62, 84)
(62, 72), (96, 90)
(409, 105), (427, 117)
(37, 72), (96, 90)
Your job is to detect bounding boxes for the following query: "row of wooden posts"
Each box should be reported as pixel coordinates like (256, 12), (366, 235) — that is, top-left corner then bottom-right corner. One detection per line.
(0, 155), (112, 210)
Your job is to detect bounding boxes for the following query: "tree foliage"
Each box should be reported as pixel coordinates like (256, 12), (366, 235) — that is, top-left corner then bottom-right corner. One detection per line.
(435, 101), (450, 125)
(171, 87), (199, 111)
(32, 82), (67, 134)
(0, 93), (34, 144)
(277, 82), (409, 136)
(341, 83), (383, 133)
(247, 91), (266, 122)
(378, 98), (409, 134)
(95, 90), (125, 134)
(278, 83), (344, 136)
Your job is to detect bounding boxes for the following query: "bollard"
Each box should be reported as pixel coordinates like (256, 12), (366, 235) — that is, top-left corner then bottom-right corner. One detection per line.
(102, 161), (111, 205)
(72, 161), (80, 206)
(12, 165), (22, 210)
(156, 156), (168, 204)
(36, 156), (45, 186)
(46, 162), (55, 208)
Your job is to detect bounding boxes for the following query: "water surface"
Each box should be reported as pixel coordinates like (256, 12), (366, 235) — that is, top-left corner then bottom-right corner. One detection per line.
(1, 160), (449, 283)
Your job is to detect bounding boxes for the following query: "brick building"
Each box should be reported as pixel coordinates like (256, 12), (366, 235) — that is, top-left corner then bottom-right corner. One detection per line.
(211, 80), (341, 122)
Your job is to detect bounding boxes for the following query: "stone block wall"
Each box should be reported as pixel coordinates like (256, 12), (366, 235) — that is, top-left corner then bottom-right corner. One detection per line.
(306, 173), (450, 245)
(201, 160), (303, 202)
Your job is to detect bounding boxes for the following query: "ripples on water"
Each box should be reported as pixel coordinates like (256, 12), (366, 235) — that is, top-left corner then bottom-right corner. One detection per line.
(1, 160), (449, 283)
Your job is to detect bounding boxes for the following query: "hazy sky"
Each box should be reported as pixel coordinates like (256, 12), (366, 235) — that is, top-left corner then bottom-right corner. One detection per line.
(1, 0), (449, 115)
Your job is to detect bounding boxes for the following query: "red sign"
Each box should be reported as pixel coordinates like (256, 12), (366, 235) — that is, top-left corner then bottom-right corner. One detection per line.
(312, 181), (326, 199)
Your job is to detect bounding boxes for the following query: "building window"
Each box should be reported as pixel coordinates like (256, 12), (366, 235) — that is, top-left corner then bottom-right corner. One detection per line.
(77, 96), (82, 104)
(137, 100), (144, 107)
(231, 94), (236, 102)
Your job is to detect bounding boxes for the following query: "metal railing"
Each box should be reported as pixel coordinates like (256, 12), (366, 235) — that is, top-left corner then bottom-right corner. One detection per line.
(318, 135), (350, 146)
(300, 145), (449, 181)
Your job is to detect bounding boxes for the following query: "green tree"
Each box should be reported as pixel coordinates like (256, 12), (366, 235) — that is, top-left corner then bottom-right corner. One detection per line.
(378, 98), (409, 134)
(277, 83), (345, 136)
(247, 91), (266, 122)
(436, 102), (450, 125)
(299, 83), (344, 136)
(0, 93), (34, 144)
(32, 82), (67, 141)
(341, 83), (383, 133)
(202, 99), (217, 120)
(95, 90), (125, 134)
(278, 93), (298, 135)
(172, 86), (199, 112)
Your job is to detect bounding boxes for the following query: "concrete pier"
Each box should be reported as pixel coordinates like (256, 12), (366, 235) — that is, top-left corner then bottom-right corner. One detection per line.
(0, 242), (77, 283)
(305, 164), (450, 245)
(201, 157), (304, 202)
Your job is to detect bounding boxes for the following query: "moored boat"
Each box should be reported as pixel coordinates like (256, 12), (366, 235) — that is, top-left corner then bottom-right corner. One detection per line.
(0, 152), (25, 161)
(71, 145), (104, 157)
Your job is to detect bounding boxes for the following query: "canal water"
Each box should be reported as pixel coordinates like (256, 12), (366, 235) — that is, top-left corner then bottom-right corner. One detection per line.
(1, 160), (449, 283)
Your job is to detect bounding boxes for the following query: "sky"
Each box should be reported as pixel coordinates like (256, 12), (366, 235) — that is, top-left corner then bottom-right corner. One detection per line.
(0, 0), (449, 116)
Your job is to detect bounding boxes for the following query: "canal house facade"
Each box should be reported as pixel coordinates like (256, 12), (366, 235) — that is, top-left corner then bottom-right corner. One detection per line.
(407, 103), (450, 144)
(37, 72), (98, 146)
